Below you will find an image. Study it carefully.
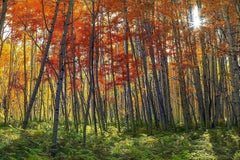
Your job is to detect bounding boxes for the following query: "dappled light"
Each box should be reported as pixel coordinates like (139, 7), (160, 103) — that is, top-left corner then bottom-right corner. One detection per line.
(0, 0), (239, 159)
(1, 125), (240, 159)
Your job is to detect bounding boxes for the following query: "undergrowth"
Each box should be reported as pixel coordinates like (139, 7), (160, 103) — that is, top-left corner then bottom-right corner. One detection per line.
(0, 122), (240, 160)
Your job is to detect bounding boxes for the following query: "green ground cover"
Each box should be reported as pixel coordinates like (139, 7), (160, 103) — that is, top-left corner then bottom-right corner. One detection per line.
(0, 123), (240, 160)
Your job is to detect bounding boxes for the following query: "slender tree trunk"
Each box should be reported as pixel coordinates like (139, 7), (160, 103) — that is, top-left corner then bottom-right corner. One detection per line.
(143, 14), (168, 128)
(83, 0), (96, 145)
(52, 0), (73, 156)
(22, 0), (60, 129)
(148, 42), (168, 129)
(3, 43), (14, 125)
(123, 84), (129, 130)
(63, 69), (69, 131)
(39, 81), (44, 121)
(216, 56), (225, 124)
(222, 7), (240, 126)
(189, 35), (206, 128)
(161, 52), (175, 127)
(173, 19), (192, 129)
(107, 13), (121, 132)
(29, 39), (35, 115)
(46, 69), (55, 114)
(137, 39), (153, 133)
(123, 0), (136, 133)
(23, 32), (28, 121)
(0, 0), (8, 36)
(3, 96), (8, 125)
(95, 50), (104, 132)
(192, 53), (206, 127)
(200, 33), (211, 128)
(133, 81), (141, 126)
(71, 3), (79, 132)
(210, 44), (217, 127)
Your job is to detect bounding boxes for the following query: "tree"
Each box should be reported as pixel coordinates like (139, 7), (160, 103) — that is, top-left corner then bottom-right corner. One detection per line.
(0, 0), (8, 35)
(22, 0), (60, 129)
(222, 5), (240, 126)
(83, 0), (98, 145)
(52, 0), (73, 156)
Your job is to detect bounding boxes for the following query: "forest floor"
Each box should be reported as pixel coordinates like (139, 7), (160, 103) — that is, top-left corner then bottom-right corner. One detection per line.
(0, 122), (240, 160)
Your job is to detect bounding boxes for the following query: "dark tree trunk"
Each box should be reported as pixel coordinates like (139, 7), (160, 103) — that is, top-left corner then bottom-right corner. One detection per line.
(200, 33), (211, 128)
(23, 32), (28, 122)
(123, 0), (136, 133)
(222, 7), (240, 126)
(0, 0), (8, 36)
(107, 13), (120, 132)
(83, 0), (96, 145)
(52, 0), (73, 156)
(22, 0), (60, 129)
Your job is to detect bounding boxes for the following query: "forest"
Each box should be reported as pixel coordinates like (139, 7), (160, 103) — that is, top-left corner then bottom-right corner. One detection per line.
(0, 0), (240, 159)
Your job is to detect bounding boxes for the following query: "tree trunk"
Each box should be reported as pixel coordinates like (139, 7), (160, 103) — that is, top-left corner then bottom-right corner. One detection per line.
(0, 0), (8, 36)
(63, 69), (69, 131)
(83, 0), (96, 145)
(52, 0), (73, 156)
(188, 34), (206, 128)
(22, 0), (60, 129)
(23, 32), (28, 121)
(71, 5), (79, 133)
(137, 39), (153, 133)
(173, 19), (192, 129)
(123, 0), (136, 133)
(200, 33), (211, 128)
(222, 7), (240, 126)
(143, 10), (168, 129)
(107, 13), (120, 132)
(3, 43), (14, 125)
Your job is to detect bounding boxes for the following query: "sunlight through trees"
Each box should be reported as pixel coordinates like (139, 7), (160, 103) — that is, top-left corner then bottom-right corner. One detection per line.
(0, 0), (239, 158)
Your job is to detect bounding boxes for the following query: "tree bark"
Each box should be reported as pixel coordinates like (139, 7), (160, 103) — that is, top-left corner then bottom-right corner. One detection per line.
(83, 0), (97, 145)
(200, 33), (211, 128)
(52, 0), (73, 156)
(0, 0), (8, 36)
(222, 7), (240, 126)
(23, 32), (28, 122)
(123, 0), (136, 133)
(22, 0), (60, 129)
(172, 19), (192, 129)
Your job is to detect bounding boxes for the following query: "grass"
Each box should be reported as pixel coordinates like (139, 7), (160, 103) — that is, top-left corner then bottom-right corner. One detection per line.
(0, 123), (240, 160)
